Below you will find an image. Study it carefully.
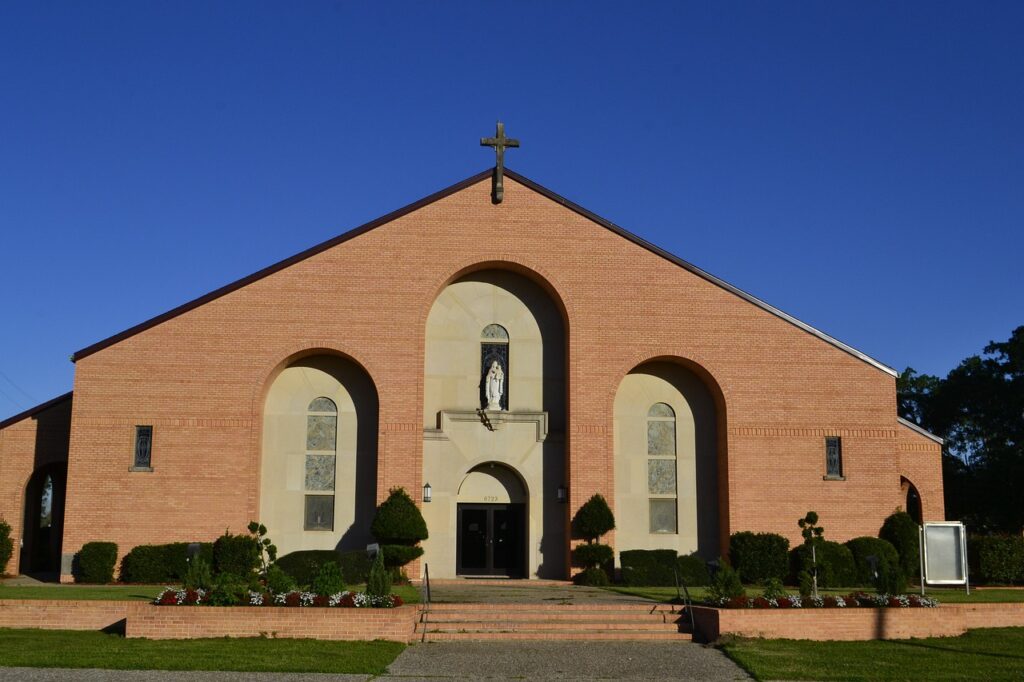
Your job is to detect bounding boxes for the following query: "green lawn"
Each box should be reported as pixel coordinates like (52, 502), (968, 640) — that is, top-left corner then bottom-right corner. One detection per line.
(603, 585), (1024, 604)
(0, 582), (421, 603)
(719, 627), (1024, 682)
(0, 628), (404, 674)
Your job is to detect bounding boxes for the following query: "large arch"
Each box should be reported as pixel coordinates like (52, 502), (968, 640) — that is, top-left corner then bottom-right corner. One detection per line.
(20, 462), (67, 577)
(421, 267), (568, 579)
(259, 352), (379, 558)
(612, 359), (724, 560)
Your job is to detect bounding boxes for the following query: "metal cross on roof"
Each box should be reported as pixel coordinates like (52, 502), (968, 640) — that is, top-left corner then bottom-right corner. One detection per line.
(480, 121), (519, 204)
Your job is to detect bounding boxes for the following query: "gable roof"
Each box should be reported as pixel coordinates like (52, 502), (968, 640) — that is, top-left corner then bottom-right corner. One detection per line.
(70, 168), (897, 376)
(0, 391), (73, 430)
(898, 417), (945, 445)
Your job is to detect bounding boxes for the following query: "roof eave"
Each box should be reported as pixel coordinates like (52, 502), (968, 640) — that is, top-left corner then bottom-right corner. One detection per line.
(0, 391), (73, 430)
(897, 417), (945, 445)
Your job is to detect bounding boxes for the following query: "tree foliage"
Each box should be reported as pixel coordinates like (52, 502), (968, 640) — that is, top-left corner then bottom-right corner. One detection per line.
(897, 326), (1024, 533)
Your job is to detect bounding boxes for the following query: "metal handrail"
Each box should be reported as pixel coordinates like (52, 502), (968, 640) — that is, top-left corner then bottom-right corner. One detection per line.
(420, 563), (431, 643)
(674, 566), (696, 635)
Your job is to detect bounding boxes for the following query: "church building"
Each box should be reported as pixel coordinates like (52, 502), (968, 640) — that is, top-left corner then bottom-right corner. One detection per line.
(0, 138), (945, 582)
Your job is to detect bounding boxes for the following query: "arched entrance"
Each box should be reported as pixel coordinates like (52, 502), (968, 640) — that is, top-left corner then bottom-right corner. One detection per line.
(456, 463), (527, 577)
(21, 463), (67, 576)
(902, 477), (923, 524)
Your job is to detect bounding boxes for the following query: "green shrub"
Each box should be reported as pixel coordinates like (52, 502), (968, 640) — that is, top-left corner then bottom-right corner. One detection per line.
(206, 574), (251, 606)
(845, 536), (904, 593)
(761, 577), (785, 600)
(880, 511), (921, 581)
(969, 535), (1024, 585)
(573, 566), (610, 586)
(380, 544), (424, 569)
(572, 494), (615, 541)
(213, 531), (260, 578)
(729, 531), (790, 584)
(183, 556), (213, 591)
(119, 543), (214, 583)
(311, 561), (346, 596)
(371, 488), (427, 569)
(573, 543), (614, 568)
(0, 520), (13, 575)
(790, 540), (857, 588)
(366, 550), (391, 597)
(798, 570), (814, 598)
(75, 542), (118, 583)
(677, 554), (711, 587)
(619, 549), (677, 586)
(707, 560), (745, 601)
(276, 549), (371, 587)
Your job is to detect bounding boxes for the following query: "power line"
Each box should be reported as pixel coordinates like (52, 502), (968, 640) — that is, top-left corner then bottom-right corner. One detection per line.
(0, 369), (37, 404)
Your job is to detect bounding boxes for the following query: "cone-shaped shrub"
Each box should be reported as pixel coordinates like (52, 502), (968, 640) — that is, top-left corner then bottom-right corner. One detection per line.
(366, 549), (392, 597)
(371, 488), (427, 569)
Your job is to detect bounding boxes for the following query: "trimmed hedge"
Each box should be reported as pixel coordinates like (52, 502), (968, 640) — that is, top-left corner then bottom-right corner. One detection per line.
(119, 542), (214, 583)
(276, 549), (372, 587)
(880, 511), (920, 580)
(969, 535), (1024, 585)
(790, 540), (858, 588)
(572, 494), (616, 541)
(573, 543), (614, 568)
(619, 549), (677, 586)
(845, 536), (905, 593)
(677, 553), (711, 587)
(380, 543), (424, 569)
(75, 542), (118, 583)
(729, 531), (790, 584)
(371, 488), (427, 569)
(0, 520), (12, 575)
(213, 532), (260, 578)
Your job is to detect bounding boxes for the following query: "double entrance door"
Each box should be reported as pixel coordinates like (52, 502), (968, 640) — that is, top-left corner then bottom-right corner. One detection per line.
(456, 503), (525, 577)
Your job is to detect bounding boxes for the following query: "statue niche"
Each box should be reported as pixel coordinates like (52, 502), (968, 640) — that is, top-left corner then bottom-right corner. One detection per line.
(481, 324), (509, 411)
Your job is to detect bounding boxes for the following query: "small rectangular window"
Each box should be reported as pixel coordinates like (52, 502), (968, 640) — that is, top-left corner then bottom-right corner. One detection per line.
(304, 495), (335, 531)
(649, 499), (677, 534)
(133, 426), (153, 470)
(825, 436), (843, 478)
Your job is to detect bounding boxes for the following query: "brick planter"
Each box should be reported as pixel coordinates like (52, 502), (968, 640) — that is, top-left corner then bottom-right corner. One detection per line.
(125, 603), (421, 642)
(0, 599), (130, 631)
(690, 602), (1024, 642)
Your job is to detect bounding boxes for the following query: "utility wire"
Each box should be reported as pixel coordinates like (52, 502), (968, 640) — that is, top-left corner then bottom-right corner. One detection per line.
(0, 369), (37, 403)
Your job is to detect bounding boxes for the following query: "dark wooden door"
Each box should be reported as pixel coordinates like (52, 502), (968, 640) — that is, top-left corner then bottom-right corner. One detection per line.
(456, 503), (525, 577)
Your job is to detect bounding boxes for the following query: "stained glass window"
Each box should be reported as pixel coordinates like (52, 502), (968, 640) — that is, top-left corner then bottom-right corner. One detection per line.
(647, 403), (677, 534)
(825, 436), (843, 478)
(134, 425), (153, 469)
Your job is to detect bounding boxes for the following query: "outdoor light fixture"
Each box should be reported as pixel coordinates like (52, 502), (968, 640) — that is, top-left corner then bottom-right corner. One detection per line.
(423, 482), (432, 503)
(556, 484), (568, 503)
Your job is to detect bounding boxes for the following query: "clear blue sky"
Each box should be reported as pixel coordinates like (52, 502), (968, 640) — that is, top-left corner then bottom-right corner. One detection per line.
(1, 2), (1022, 419)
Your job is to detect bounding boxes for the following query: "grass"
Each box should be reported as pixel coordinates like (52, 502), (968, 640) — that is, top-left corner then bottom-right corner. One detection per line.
(0, 628), (404, 674)
(602, 585), (1024, 604)
(0, 582), (421, 603)
(719, 627), (1024, 682)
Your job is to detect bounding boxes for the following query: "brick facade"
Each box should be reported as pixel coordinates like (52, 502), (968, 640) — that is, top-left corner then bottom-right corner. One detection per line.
(0, 170), (945, 579)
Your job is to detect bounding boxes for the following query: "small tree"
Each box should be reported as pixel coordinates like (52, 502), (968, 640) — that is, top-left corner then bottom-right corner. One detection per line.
(797, 511), (824, 598)
(366, 549), (392, 597)
(880, 510), (921, 582)
(371, 488), (428, 570)
(571, 494), (616, 585)
(246, 521), (278, 575)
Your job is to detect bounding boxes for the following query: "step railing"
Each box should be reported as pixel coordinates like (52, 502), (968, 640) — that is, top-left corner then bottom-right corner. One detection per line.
(674, 565), (696, 634)
(420, 563), (431, 642)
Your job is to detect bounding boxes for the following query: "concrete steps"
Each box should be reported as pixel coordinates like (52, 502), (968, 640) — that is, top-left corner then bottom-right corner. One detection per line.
(417, 602), (690, 641)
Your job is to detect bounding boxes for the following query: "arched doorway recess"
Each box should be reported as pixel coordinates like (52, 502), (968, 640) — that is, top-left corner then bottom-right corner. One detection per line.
(455, 463), (528, 577)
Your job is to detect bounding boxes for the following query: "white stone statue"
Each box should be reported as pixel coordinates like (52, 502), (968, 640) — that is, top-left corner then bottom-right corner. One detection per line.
(485, 360), (505, 411)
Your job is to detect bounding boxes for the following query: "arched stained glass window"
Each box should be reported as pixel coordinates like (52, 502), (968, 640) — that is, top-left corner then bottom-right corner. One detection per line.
(304, 396), (337, 530)
(647, 402), (677, 534)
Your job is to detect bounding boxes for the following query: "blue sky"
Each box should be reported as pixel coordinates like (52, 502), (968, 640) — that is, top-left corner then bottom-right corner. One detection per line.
(1, 2), (1022, 419)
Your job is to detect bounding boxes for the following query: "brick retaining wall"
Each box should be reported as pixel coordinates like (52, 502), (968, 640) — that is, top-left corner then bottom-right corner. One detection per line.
(0, 599), (128, 631)
(124, 603), (421, 642)
(690, 602), (1024, 642)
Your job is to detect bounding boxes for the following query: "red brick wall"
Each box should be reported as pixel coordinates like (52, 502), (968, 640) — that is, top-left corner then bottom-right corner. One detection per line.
(0, 599), (126, 631)
(691, 602), (1024, 642)
(0, 397), (72, 575)
(52, 175), (936, 575)
(125, 603), (419, 642)
(897, 423), (945, 521)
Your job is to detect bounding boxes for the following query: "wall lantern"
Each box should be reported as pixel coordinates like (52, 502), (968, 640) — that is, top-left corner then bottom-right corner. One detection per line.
(423, 482), (432, 503)
(556, 484), (568, 504)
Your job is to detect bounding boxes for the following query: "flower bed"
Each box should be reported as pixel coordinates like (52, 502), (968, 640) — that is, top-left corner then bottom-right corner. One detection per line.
(154, 588), (403, 608)
(709, 592), (939, 609)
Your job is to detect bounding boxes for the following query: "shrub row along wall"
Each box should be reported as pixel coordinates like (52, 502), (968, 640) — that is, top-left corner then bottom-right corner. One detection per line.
(619, 549), (710, 587)
(690, 603), (1024, 642)
(969, 536), (1024, 585)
